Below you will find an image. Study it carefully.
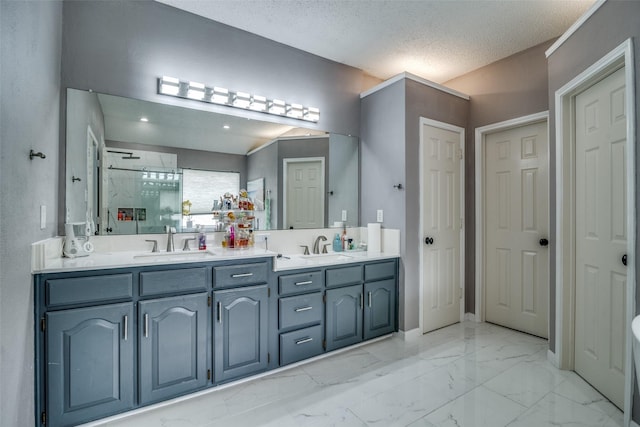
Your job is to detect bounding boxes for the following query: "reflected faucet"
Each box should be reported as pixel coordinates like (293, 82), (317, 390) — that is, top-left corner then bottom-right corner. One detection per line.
(165, 226), (176, 252)
(313, 235), (327, 254)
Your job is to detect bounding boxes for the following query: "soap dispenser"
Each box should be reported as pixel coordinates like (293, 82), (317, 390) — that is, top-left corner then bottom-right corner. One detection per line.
(333, 233), (342, 252)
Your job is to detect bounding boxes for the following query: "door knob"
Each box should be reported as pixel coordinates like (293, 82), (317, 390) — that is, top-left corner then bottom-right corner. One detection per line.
(424, 237), (434, 245)
(539, 238), (549, 246)
(622, 254), (627, 266)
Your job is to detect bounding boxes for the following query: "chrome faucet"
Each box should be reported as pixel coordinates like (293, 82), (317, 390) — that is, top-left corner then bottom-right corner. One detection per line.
(165, 226), (176, 252)
(312, 235), (327, 254)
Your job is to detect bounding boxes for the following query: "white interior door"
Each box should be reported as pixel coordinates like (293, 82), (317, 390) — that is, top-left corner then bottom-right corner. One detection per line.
(574, 67), (627, 409)
(421, 121), (463, 333)
(484, 121), (549, 338)
(284, 158), (324, 229)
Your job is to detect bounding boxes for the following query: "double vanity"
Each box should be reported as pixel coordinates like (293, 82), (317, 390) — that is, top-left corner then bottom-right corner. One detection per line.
(33, 247), (398, 426)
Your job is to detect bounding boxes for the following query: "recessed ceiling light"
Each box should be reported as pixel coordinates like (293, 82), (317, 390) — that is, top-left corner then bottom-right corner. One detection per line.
(223, 125), (230, 130)
(140, 117), (149, 122)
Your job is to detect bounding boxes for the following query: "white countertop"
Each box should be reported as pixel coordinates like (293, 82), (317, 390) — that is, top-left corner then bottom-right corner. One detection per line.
(33, 246), (399, 274)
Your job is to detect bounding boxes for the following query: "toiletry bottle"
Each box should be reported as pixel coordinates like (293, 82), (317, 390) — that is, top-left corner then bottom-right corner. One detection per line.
(198, 226), (206, 250)
(341, 225), (348, 251)
(333, 233), (342, 252)
(229, 223), (235, 248)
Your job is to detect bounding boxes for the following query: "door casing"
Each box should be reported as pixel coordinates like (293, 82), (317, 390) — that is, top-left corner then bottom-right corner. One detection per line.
(555, 38), (636, 426)
(474, 111), (550, 328)
(418, 117), (466, 333)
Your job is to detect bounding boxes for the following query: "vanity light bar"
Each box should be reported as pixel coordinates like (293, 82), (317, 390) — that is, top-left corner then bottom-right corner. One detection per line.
(157, 76), (320, 122)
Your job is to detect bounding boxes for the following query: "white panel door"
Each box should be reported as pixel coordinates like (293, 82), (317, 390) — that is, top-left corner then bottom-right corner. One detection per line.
(284, 159), (324, 229)
(574, 67), (627, 409)
(422, 123), (462, 333)
(484, 121), (549, 338)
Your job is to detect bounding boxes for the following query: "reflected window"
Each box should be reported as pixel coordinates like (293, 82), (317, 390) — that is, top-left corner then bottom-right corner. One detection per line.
(182, 169), (240, 229)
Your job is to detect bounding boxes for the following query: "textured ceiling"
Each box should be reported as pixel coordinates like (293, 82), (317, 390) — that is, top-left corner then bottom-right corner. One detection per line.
(157, 0), (595, 83)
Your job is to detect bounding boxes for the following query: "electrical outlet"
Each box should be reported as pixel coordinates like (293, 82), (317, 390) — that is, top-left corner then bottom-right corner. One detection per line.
(376, 209), (383, 222)
(341, 210), (347, 221)
(40, 205), (46, 229)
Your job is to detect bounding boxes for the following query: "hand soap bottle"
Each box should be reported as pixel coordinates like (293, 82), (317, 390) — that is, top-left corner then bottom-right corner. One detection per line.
(333, 233), (342, 252)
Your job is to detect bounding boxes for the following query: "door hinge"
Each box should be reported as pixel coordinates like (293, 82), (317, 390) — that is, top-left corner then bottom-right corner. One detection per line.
(458, 287), (463, 300)
(207, 296), (212, 307)
(267, 352), (271, 363)
(207, 369), (211, 380)
(40, 318), (46, 332)
(41, 412), (46, 425)
(457, 148), (463, 159)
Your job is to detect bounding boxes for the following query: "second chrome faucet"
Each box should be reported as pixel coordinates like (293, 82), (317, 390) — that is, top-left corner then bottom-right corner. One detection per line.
(312, 235), (327, 254)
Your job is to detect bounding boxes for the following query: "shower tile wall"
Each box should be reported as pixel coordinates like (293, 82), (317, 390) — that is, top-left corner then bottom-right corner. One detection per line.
(105, 150), (179, 234)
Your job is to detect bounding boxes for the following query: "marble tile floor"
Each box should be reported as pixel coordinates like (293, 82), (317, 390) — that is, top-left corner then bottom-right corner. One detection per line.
(95, 321), (624, 427)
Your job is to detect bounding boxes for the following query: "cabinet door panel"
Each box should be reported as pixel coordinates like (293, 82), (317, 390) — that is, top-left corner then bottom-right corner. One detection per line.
(139, 293), (208, 405)
(364, 279), (396, 340)
(214, 285), (268, 383)
(325, 285), (362, 351)
(46, 303), (134, 427)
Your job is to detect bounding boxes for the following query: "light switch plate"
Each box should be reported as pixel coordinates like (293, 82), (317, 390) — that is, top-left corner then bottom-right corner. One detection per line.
(376, 209), (383, 222)
(341, 210), (347, 221)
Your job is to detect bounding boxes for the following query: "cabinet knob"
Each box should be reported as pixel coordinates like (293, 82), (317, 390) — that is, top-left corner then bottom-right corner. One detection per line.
(539, 238), (549, 247)
(424, 237), (434, 245)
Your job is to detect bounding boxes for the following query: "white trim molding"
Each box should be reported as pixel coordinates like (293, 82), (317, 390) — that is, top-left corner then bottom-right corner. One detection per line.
(473, 111), (550, 324)
(361, 72), (470, 100)
(554, 38), (635, 427)
(398, 328), (422, 341)
(418, 117), (466, 333)
(545, 0), (607, 58)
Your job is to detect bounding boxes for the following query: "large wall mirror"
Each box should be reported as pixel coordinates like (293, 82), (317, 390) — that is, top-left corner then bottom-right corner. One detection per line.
(64, 88), (359, 235)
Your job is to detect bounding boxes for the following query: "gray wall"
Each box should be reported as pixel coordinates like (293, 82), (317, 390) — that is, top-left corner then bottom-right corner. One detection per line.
(445, 40), (552, 314)
(0, 1), (63, 425)
(545, 0), (640, 418)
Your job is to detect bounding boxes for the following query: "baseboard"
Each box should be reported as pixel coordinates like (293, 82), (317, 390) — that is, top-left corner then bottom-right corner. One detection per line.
(547, 349), (560, 368)
(398, 328), (422, 341)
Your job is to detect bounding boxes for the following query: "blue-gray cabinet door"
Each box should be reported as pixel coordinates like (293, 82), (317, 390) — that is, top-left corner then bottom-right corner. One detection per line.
(139, 293), (209, 405)
(46, 302), (134, 427)
(213, 285), (268, 383)
(364, 279), (396, 340)
(325, 284), (363, 351)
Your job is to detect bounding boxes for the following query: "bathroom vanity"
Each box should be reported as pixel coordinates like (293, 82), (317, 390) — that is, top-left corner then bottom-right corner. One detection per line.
(33, 251), (397, 426)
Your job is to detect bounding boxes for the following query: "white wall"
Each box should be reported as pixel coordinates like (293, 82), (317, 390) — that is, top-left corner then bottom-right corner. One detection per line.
(0, 1), (63, 425)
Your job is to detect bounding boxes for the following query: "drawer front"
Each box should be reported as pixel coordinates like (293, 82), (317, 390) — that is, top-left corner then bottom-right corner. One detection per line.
(279, 292), (323, 330)
(279, 324), (324, 366)
(279, 271), (322, 296)
(325, 265), (362, 288)
(364, 260), (396, 282)
(140, 267), (208, 297)
(213, 262), (268, 288)
(46, 273), (133, 307)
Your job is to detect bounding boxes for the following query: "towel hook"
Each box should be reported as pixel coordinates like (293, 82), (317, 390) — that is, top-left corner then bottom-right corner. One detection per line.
(29, 150), (46, 160)
(393, 183), (403, 190)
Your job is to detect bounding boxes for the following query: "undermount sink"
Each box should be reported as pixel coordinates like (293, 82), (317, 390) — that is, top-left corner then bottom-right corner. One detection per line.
(300, 253), (353, 263)
(133, 250), (217, 259)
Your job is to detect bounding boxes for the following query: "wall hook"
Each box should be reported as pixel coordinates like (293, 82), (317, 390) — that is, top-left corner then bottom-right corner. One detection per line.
(29, 150), (46, 160)
(72, 176), (82, 183)
(393, 183), (404, 190)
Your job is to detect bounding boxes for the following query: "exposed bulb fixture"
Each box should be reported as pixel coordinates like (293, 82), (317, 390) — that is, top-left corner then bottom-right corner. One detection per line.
(223, 125), (230, 130)
(157, 77), (319, 122)
(140, 117), (149, 122)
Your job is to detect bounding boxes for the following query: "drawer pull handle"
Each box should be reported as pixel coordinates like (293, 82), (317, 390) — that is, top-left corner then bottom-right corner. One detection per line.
(231, 273), (253, 278)
(295, 280), (313, 286)
(295, 337), (313, 345)
(144, 313), (149, 338)
(123, 315), (128, 341)
(295, 306), (313, 312)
